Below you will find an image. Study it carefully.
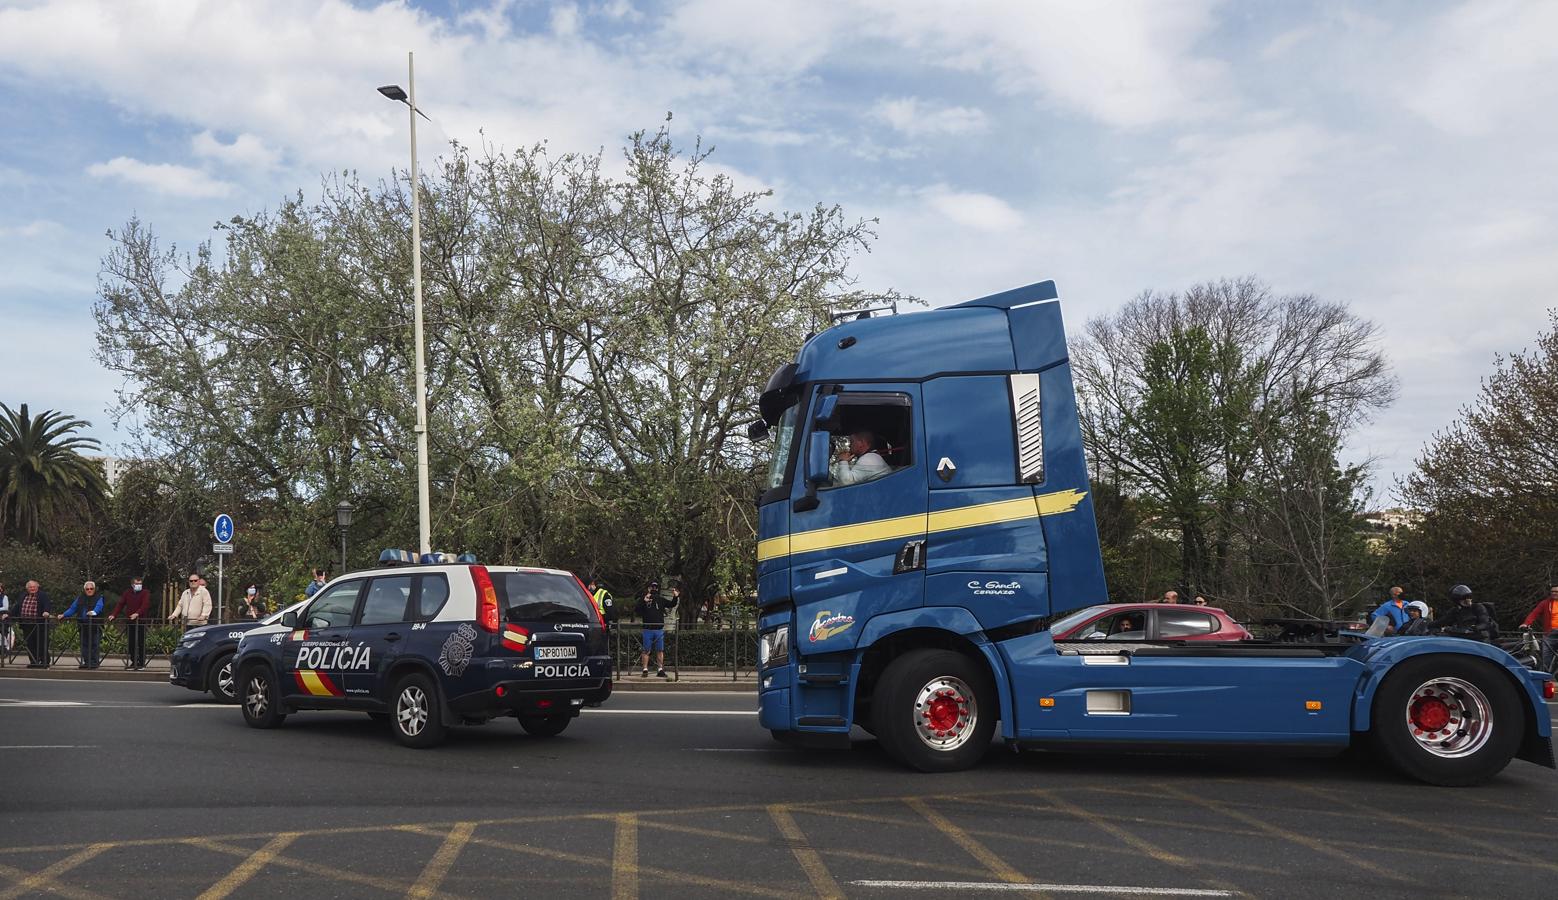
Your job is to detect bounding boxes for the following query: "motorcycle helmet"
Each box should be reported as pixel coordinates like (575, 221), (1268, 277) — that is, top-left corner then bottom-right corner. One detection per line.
(1407, 601), (1429, 617)
(1448, 584), (1474, 602)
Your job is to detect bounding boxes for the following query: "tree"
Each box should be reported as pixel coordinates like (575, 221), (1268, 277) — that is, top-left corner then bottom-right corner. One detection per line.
(0, 403), (109, 547)
(1073, 277), (1394, 613)
(1393, 310), (1558, 619)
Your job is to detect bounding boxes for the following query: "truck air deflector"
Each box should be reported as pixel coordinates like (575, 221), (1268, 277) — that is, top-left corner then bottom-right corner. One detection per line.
(794, 308), (1016, 383)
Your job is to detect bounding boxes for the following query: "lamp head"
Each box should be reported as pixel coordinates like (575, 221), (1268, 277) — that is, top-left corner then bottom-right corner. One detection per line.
(377, 85), (408, 102)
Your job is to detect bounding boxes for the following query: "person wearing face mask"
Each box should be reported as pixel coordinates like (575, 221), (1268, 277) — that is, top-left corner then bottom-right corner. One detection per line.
(237, 585), (265, 621)
(109, 576), (153, 669)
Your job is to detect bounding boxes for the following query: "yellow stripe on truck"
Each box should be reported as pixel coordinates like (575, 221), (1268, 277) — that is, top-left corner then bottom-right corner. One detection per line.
(756, 488), (1087, 563)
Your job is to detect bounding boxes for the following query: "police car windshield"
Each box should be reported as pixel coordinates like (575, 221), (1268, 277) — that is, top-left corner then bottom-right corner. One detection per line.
(493, 572), (595, 624)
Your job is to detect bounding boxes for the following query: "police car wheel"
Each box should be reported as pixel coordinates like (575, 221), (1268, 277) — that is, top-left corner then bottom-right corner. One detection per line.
(872, 648), (995, 773)
(240, 666), (286, 729)
(1371, 655), (1523, 786)
(391, 674), (447, 748)
(518, 713), (571, 737)
(208, 652), (237, 703)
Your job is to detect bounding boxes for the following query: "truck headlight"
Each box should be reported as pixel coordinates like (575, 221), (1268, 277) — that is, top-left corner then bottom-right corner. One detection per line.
(759, 625), (789, 668)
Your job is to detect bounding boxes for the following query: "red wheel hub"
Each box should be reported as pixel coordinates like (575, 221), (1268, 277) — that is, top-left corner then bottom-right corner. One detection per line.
(1411, 695), (1452, 732)
(923, 690), (965, 733)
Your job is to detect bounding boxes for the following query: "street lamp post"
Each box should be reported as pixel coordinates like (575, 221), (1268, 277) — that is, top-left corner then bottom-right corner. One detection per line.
(335, 500), (355, 573)
(378, 52), (432, 556)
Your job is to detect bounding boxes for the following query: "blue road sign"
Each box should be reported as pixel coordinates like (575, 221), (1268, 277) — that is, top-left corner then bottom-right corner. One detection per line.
(213, 514), (234, 544)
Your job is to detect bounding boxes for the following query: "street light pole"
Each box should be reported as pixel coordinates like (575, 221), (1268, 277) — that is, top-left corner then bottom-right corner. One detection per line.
(379, 53), (432, 556)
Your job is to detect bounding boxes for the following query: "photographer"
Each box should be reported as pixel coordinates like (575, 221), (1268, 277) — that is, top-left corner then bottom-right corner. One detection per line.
(637, 581), (676, 678)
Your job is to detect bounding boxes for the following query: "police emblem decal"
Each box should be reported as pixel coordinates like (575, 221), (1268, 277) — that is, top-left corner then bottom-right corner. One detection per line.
(438, 623), (478, 675)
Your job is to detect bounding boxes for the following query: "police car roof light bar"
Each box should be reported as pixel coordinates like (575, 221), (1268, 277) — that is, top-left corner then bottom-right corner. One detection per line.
(456, 552), (479, 564)
(378, 549), (417, 567)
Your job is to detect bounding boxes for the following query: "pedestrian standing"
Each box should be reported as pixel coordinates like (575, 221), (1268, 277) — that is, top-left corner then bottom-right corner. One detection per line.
(1161, 590), (1180, 604)
(170, 573), (212, 629)
(638, 581), (676, 678)
(15, 580), (52, 668)
(1366, 588), (1409, 636)
(1518, 585), (1558, 668)
(0, 581), (10, 656)
(587, 579), (615, 625)
(108, 576), (152, 669)
(237, 586), (265, 621)
(304, 569), (328, 598)
(60, 581), (106, 669)
(1191, 595), (1209, 606)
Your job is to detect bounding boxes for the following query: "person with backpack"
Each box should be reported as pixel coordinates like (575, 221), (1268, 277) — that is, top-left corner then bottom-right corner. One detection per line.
(1430, 584), (1499, 643)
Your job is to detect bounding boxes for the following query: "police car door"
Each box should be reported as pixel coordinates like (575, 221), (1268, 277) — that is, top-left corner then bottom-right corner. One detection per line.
(349, 574), (415, 702)
(284, 578), (364, 704)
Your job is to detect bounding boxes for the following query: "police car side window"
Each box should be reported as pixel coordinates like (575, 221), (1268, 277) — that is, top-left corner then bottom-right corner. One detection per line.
(412, 574), (450, 621)
(305, 581), (363, 629)
(360, 576), (412, 626)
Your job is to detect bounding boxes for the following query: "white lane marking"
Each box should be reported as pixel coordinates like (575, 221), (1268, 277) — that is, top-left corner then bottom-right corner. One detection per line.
(690, 748), (782, 752)
(589, 709), (756, 716)
(850, 881), (1234, 897)
(0, 699), (89, 707)
(0, 744), (100, 749)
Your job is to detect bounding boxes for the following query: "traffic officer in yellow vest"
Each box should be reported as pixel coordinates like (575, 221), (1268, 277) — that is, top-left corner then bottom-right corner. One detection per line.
(587, 579), (615, 625)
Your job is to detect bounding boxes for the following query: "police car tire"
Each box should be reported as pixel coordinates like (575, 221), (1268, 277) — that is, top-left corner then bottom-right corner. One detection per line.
(391, 673), (447, 748)
(518, 714), (571, 737)
(207, 652), (238, 704)
(1371, 655), (1523, 786)
(872, 648), (995, 773)
(240, 665), (287, 729)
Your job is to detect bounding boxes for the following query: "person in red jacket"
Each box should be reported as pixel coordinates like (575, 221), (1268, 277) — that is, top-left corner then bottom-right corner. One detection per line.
(108, 576), (153, 669)
(1518, 584), (1558, 669)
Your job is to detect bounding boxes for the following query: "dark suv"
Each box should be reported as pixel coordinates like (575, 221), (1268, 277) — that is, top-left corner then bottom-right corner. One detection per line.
(232, 554), (612, 747)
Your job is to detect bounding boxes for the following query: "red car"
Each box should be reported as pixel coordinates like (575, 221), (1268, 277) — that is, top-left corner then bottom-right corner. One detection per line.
(1050, 603), (1252, 642)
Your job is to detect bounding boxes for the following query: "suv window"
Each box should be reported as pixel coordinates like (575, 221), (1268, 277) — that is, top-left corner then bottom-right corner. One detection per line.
(360, 576), (412, 626)
(413, 574), (450, 621)
(304, 581), (363, 629)
(1158, 611), (1217, 638)
(494, 572), (594, 625)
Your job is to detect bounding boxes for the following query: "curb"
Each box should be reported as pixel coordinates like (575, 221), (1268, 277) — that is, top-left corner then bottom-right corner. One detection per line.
(0, 667), (756, 692)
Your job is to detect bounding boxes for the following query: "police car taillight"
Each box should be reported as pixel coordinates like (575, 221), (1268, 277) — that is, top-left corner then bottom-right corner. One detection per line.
(470, 565), (500, 633)
(575, 574), (606, 630)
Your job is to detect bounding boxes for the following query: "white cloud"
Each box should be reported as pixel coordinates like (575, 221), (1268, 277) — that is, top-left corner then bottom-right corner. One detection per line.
(191, 131), (280, 170)
(0, 219), (64, 239)
(872, 97), (988, 137)
(920, 187), (1023, 232)
(1399, 0), (1558, 137)
(85, 157), (233, 198)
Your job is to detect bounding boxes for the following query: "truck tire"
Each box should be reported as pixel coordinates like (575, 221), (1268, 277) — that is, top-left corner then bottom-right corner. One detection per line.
(872, 648), (995, 772)
(518, 714), (571, 737)
(390, 673), (448, 748)
(240, 665), (287, 730)
(1371, 655), (1523, 786)
(207, 652), (237, 703)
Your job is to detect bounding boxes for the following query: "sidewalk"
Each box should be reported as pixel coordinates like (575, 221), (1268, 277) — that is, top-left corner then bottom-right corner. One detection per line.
(0, 655), (756, 692)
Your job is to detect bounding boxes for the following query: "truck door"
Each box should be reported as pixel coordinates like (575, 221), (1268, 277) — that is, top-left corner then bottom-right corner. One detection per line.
(788, 384), (927, 652)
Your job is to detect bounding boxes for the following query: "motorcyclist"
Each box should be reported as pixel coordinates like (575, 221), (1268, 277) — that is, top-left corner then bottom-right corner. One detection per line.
(1398, 601), (1431, 636)
(1429, 584), (1499, 642)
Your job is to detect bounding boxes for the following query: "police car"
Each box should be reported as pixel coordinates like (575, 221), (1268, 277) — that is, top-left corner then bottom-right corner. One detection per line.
(169, 601), (307, 702)
(232, 551), (612, 747)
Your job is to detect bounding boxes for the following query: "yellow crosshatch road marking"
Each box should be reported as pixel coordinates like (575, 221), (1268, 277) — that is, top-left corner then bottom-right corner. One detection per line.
(757, 488), (1087, 562)
(0, 843), (111, 900)
(612, 813), (638, 900)
(193, 833), (299, 900)
(768, 804), (844, 899)
(904, 798), (1038, 895)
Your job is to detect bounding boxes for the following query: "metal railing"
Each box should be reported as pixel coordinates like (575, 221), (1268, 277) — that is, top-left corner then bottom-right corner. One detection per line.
(0, 617), (196, 670)
(605, 622), (759, 681)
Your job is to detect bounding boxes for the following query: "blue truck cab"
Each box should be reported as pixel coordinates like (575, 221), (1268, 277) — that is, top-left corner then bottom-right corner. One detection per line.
(752, 280), (1555, 785)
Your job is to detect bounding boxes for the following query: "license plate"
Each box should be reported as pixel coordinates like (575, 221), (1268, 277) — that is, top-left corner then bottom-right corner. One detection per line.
(534, 646), (577, 660)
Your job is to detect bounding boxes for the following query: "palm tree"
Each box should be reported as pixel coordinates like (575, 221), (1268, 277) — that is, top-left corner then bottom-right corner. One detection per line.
(0, 403), (110, 545)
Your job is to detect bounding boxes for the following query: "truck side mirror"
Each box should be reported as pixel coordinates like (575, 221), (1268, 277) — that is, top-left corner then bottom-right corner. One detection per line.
(805, 431), (833, 488)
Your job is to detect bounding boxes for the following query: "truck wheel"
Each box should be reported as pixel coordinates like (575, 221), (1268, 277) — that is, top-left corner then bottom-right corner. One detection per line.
(1371, 656), (1523, 786)
(391, 673), (447, 748)
(872, 649), (995, 772)
(207, 652), (237, 703)
(518, 714), (571, 737)
(240, 665), (286, 729)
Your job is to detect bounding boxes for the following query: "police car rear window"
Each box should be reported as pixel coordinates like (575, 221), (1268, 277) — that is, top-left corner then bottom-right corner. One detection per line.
(494, 573), (594, 625)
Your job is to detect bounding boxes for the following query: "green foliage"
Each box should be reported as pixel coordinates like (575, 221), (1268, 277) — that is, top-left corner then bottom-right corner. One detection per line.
(0, 403), (109, 547)
(91, 124), (896, 603)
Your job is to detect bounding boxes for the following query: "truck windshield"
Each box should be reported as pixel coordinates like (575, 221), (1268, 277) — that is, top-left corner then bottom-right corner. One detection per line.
(764, 404), (799, 490)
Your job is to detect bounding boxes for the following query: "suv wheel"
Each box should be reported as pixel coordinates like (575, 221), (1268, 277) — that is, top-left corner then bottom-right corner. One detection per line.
(240, 665), (286, 729)
(518, 714), (571, 737)
(391, 673), (447, 748)
(207, 652), (237, 703)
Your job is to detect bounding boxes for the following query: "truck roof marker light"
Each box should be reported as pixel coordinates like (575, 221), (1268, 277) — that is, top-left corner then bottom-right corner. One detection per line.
(1039, 697), (1056, 708)
(1305, 701), (1322, 711)
(470, 565), (500, 633)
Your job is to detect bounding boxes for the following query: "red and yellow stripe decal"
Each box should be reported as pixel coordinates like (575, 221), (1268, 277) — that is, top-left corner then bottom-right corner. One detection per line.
(502, 626), (530, 652)
(294, 669), (343, 697)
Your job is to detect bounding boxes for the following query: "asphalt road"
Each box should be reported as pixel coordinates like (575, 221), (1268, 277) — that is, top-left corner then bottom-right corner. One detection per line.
(2, 676), (1556, 899)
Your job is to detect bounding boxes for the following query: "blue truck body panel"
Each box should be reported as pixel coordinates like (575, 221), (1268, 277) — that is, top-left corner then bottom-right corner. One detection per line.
(754, 279), (1554, 775)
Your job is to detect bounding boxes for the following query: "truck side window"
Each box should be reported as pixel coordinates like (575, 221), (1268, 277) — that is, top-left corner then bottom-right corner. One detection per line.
(821, 392), (913, 489)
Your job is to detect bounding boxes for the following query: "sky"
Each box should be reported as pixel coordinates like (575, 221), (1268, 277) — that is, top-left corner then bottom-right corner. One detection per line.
(1, 0), (1555, 501)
